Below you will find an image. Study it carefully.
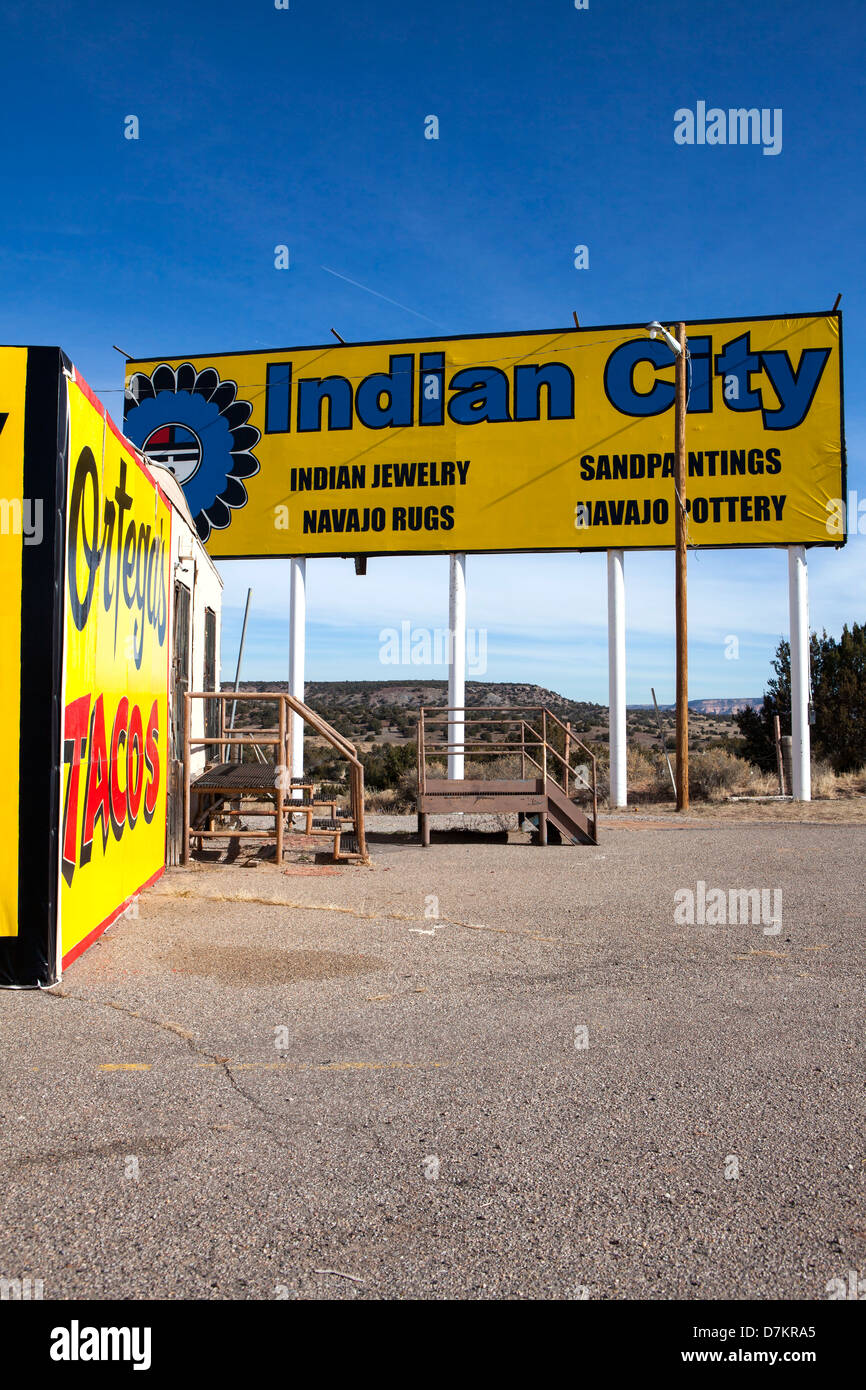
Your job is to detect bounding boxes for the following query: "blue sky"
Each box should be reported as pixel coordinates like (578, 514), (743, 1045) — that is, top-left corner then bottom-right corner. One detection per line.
(1, 0), (863, 703)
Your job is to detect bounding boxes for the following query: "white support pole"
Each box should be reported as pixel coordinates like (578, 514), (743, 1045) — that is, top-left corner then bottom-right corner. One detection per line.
(289, 557), (306, 795)
(447, 552), (466, 780)
(607, 549), (627, 807)
(788, 545), (811, 801)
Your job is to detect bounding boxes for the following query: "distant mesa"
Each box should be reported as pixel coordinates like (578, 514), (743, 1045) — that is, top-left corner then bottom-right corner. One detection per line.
(221, 680), (759, 719)
(631, 697), (761, 714)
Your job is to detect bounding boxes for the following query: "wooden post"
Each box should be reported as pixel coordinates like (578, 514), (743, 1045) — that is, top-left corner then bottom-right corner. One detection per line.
(651, 685), (677, 798)
(229, 586), (252, 738)
(675, 322), (689, 812)
(350, 764), (358, 854)
(355, 763), (367, 860)
(564, 722), (571, 796)
(182, 693), (191, 866)
(591, 755), (598, 840)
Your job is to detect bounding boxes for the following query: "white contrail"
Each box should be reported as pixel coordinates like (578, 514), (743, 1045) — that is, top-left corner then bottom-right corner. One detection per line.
(320, 265), (442, 326)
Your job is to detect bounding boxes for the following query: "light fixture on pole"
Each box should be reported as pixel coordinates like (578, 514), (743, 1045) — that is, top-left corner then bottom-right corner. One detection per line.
(647, 321), (683, 357)
(647, 321), (689, 811)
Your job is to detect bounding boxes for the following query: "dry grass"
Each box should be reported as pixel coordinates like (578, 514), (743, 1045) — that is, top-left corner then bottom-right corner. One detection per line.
(610, 798), (866, 823)
(367, 741), (866, 816)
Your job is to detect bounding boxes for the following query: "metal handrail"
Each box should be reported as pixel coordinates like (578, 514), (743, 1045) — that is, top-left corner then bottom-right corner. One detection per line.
(417, 703), (598, 841)
(183, 691), (366, 862)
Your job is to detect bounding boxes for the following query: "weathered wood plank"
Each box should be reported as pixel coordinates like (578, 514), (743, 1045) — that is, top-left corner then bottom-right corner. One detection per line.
(419, 795), (546, 813)
(424, 779), (542, 795)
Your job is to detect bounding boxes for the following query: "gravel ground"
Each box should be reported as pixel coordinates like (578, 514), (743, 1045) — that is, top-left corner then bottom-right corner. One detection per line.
(0, 813), (864, 1301)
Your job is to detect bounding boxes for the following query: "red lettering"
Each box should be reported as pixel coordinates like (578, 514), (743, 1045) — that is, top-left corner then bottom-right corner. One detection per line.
(127, 703), (144, 827)
(62, 694), (91, 885)
(109, 696), (129, 841)
(81, 695), (110, 866)
(143, 700), (160, 822)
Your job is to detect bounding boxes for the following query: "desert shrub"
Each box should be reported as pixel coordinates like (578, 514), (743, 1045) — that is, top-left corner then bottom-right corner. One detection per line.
(464, 753), (522, 781)
(594, 763), (610, 803)
(746, 767), (781, 796)
(366, 765), (418, 813)
(362, 741), (416, 790)
(365, 787), (401, 812)
(397, 766), (418, 806)
(837, 764), (866, 796)
(810, 760), (840, 799)
(316, 782), (344, 803)
(623, 746), (674, 803)
(688, 749), (751, 800)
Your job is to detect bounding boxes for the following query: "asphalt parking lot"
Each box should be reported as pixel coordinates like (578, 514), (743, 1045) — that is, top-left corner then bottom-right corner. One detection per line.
(1, 815), (864, 1300)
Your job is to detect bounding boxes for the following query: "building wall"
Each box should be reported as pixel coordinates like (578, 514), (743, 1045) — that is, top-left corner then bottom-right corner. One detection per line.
(172, 541), (222, 777)
(155, 466), (223, 867)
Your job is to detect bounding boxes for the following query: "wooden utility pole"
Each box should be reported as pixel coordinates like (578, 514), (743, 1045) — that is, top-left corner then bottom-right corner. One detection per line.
(674, 323), (689, 811)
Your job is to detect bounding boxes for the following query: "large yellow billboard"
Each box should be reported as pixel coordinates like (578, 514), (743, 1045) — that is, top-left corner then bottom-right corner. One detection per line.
(0, 348), (27, 940)
(60, 375), (171, 968)
(124, 312), (844, 557)
(0, 351), (173, 987)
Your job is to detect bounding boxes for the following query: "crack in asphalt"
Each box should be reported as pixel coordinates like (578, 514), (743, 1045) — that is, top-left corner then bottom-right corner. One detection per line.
(152, 889), (557, 942)
(45, 990), (292, 1144)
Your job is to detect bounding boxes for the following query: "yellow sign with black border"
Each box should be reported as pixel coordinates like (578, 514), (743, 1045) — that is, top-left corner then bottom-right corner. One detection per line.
(124, 311), (845, 558)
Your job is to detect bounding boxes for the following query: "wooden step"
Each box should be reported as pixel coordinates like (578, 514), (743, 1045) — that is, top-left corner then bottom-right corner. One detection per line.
(545, 782), (596, 845)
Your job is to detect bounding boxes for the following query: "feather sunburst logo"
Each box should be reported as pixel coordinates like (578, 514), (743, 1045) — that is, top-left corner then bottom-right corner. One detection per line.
(124, 363), (260, 542)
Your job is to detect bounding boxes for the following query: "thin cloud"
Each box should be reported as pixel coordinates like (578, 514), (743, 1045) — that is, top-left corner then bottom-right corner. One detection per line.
(320, 265), (442, 327)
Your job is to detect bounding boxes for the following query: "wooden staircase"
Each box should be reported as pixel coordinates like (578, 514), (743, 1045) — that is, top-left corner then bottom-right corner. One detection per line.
(416, 706), (598, 847)
(543, 779), (596, 845)
(182, 691), (367, 864)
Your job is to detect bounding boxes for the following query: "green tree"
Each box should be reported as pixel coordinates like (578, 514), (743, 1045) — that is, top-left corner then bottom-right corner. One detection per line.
(362, 741), (417, 791)
(737, 625), (866, 774)
(811, 623), (866, 772)
(736, 638), (795, 772)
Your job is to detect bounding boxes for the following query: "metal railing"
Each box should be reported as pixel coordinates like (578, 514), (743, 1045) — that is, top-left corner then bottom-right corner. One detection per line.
(417, 704), (598, 836)
(182, 691), (366, 862)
